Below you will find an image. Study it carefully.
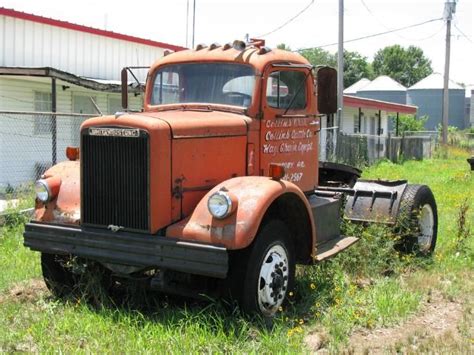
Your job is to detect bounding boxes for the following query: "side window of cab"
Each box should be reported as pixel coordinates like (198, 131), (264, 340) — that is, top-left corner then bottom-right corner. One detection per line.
(266, 71), (307, 110)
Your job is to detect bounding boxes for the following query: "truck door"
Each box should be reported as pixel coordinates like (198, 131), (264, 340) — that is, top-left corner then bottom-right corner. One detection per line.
(260, 65), (319, 192)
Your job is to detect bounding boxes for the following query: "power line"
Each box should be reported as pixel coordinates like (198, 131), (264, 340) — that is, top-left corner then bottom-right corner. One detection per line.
(297, 17), (443, 51)
(454, 23), (473, 43)
(256, 0), (315, 38)
(359, 0), (443, 42)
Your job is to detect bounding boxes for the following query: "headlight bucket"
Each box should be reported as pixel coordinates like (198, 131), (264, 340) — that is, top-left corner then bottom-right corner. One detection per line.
(35, 176), (61, 203)
(207, 190), (237, 219)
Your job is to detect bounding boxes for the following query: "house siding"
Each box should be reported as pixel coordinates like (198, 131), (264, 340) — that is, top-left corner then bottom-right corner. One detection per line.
(0, 14), (165, 81)
(0, 76), (142, 187)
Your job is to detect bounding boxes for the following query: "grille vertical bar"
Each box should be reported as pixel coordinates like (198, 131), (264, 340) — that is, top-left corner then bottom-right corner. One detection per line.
(81, 129), (149, 231)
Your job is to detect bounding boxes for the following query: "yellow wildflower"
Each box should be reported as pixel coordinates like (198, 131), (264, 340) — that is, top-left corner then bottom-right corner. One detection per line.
(310, 283), (316, 290)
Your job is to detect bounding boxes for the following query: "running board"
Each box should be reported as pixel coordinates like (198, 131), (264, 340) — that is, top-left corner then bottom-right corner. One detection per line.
(314, 236), (359, 262)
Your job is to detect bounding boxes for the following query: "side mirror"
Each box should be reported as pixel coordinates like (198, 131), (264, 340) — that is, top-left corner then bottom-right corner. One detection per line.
(316, 66), (337, 114)
(121, 68), (128, 110)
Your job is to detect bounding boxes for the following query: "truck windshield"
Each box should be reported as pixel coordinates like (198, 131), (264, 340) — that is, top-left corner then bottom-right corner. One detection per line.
(150, 63), (255, 108)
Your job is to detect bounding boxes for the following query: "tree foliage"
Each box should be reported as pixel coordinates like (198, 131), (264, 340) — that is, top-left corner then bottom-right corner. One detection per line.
(372, 45), (433, 87)
(276, 43), (292, 51)
(342, 50), (373, 88)
(299, 47), (336, 68)
(299, 48), (372, 88)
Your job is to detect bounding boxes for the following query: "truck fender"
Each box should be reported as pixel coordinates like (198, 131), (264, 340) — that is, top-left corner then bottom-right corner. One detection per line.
(166, 176), (316, 261)
(34, 160), (80, 225)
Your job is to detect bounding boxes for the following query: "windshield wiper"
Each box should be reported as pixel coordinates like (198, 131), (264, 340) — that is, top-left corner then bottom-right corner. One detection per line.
(283, 67), (314, 115)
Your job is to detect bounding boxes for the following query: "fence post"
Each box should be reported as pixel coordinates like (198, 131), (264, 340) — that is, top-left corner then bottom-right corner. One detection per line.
(387, 132), (391, 161)
(51, 78), (57, 165)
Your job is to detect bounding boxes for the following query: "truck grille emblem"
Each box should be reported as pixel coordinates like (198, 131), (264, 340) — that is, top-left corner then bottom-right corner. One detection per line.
(89, 128), (140, 138)
(108, 225), (124, 233)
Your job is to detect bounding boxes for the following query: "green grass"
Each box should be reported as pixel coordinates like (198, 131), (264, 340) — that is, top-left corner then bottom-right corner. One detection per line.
(0, 148), (473, 352)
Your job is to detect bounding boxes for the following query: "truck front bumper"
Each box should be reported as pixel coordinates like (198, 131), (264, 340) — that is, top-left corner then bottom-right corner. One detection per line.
(23, 222), (228, 279)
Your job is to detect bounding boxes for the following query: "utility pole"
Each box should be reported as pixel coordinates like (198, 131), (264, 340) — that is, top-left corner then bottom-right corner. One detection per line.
(192, 0), (196, 49)
(337, 0), (344, 134)
(442, 0), (456, 144)
(186, 0), (189, 48)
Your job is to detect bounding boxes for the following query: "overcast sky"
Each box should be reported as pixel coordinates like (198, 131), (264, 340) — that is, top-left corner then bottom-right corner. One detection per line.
(2, 0), (473, 88)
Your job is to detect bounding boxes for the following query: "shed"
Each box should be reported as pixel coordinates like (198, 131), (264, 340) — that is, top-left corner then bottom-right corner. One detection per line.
(407, 73), (467, 130)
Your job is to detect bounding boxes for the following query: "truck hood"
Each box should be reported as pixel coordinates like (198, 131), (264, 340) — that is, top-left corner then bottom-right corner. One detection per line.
(140, 109), (249, 138)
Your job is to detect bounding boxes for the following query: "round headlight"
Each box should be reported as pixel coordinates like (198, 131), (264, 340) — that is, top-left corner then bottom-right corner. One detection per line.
(208, 191), (232, 219)
(35, 179), (51, 202)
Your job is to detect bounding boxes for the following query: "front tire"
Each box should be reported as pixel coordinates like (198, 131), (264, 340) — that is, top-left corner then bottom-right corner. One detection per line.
(398, 184), (438, 255)
(229, 220), (295, 318)
(41, 253), (78, 298)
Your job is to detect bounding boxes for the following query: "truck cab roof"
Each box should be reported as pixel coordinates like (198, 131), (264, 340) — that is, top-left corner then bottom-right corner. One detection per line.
(149, 45), (310, 74)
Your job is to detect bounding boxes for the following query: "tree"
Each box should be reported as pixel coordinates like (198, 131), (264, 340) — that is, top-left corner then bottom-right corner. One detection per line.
(342, 50), (373, 88)
(300, 48), (372, 88)
(276, 43), (292, 51)
(372, 45), (433, 87)
(299, 48), (336, 68)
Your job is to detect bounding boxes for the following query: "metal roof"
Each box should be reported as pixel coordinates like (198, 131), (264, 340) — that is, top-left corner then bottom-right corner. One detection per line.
(0, 7), (185, 52)
(0, 66), (142, 93)
(344, 95), (417, 114)
(408, 72), (464, 90)
(358, 75), (406, 92)
(344, 78), (371, 94)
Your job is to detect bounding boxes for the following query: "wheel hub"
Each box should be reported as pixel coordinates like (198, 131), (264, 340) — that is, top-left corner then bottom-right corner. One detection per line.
(418, 203), (434, 252)
(257, 245), (289, 315)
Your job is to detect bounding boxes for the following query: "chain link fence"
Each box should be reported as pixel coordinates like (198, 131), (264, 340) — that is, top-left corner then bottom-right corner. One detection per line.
(0, 111), (96, 197)
(0, 112), (465, 201)
(447, 131), (474, 152)
(319, 127), (438, 167)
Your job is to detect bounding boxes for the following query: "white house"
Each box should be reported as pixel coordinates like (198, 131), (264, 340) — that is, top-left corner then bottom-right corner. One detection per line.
(0, 7), (184, 188)
(319, 95), (418, 162)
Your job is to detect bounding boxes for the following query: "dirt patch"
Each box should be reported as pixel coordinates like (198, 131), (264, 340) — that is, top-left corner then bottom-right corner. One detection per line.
(0, 278), (48, 304)
(303, 291), (471, 354)
(347, 292), (467, 354)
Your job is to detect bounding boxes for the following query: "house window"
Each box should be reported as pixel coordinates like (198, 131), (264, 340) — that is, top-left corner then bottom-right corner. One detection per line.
(73, 95), (97, 114)
(72, 95), (97, 145)
(108, 97), (122, 114)
(33, 92), (52, 135)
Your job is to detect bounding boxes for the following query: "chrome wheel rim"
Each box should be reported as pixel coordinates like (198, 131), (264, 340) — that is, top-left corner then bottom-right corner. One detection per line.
(257, 244), (289, 316)
(418, 204), (434, 252)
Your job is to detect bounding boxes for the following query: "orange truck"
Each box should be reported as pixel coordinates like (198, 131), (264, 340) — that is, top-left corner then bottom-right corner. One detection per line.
(24, 39), (437, 318)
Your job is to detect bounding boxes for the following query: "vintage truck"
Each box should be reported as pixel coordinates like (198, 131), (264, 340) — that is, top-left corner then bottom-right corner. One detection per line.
(24, 39), (437, 318)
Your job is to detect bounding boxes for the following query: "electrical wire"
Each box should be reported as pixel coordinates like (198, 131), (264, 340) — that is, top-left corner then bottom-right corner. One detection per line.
(454, 23), (473, 43)
(297, 17), (443, 51)
(256, 0), (315, 38)
(359, 0), (443, 41)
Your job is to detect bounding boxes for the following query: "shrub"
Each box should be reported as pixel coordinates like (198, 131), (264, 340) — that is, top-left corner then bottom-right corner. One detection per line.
(393, 115), (427, 134)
